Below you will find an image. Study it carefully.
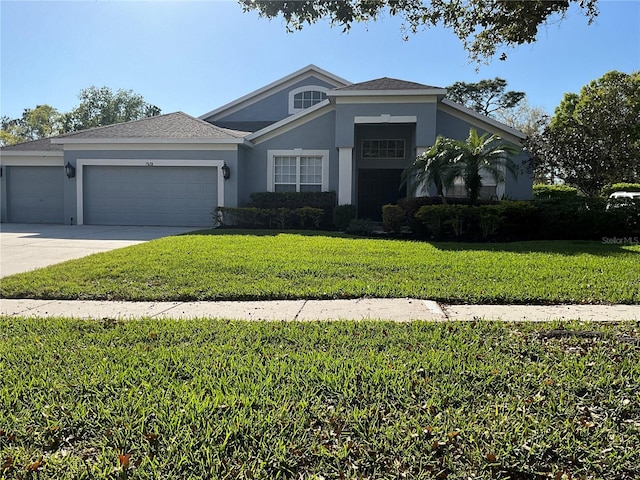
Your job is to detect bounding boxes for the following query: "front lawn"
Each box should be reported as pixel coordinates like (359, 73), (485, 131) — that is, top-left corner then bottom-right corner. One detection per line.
(1, 318), (638, 479)
(1, 231), (639, 304)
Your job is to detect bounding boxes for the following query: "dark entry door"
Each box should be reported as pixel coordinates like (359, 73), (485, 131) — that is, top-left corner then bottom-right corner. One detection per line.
(357, 169), (406, 220)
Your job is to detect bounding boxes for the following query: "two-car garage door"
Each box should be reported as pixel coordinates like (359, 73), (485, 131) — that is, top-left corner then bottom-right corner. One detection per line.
(83, 165), (218, 227)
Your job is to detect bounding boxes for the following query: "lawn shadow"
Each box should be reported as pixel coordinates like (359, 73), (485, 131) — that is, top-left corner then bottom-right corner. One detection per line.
(186, 228), (640, 257)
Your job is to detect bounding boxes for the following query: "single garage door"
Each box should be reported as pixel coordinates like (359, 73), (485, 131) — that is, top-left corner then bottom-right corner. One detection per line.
(83, 165), (218, 226)
(7, 166), (65, 223)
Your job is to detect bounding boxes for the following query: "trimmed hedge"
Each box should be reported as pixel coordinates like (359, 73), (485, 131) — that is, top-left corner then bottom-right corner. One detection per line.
(249, 191), (337, 228)
(333, 204), (357, 231)
(601, 183), (640, 197)
(533, 184), (580, 200)
(215, 206), (324, 230)
(411, 199), (640, 241)
(382, 204), (405, 234)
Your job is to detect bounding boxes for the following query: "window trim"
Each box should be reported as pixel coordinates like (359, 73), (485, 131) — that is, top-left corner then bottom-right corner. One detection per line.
(267, 149), (330, 192)
(288, 86), (329, 114)
(361, 139), (406, 160)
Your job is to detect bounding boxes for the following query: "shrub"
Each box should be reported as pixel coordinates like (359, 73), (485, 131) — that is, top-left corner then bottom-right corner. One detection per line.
(533, 184), (580, 200)
(215, 206), (323, 230)
(601, 183), (640, 197)
(346, 218), (375, 236)
(333, 205), (357, 231)
(381, 204), (405, 233)
(415, 205), (470, 240)
(249, 191), (336, 228)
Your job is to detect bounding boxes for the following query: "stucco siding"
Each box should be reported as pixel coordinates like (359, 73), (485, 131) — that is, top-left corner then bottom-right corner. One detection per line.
(215, 76), (338, 125)
(241, 110), (337, 205)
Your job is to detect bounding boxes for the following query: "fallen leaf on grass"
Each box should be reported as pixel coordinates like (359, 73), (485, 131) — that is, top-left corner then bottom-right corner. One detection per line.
(2, 456), (13, 470)
(25, 458), (43, 472)
(485, 453), (497, 463)
(118, 453), (131, 469)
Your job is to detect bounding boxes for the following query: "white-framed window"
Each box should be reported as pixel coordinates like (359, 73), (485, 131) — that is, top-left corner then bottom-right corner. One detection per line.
(361, 139), (405, 159)
(288, 86), (329, 114)
(267, 149), (330, 192)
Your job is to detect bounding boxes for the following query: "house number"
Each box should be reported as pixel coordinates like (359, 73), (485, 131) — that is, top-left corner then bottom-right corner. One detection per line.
(146, 161), (154, 166)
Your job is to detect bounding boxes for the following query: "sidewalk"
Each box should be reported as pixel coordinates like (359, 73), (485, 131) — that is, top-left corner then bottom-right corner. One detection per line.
(2, 298), (639, 321)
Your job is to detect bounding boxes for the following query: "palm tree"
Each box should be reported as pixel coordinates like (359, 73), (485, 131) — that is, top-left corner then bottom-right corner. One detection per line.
(451, 128), (519, 205)
(402, 136), (459, 204)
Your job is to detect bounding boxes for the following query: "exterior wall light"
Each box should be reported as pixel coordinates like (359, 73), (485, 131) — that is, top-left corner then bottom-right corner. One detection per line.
(221, 163), (230, 180)
(65, 161), (76, 179)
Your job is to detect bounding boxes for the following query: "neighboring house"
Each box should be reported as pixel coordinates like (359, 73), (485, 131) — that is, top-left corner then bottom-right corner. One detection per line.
(0, 65), (532, 226)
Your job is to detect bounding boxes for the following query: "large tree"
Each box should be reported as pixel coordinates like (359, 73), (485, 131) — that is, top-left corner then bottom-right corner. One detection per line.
(526, 71), (640, 196)
(446, 78), (526, 117)
(60, 86), (161, 133)
(239, 0), (599, 63)
(0, 105), (61, 146)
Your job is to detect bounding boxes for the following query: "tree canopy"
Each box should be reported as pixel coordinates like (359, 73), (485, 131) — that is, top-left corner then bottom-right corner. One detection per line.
(239, 0), (599, 63)
(1, 87), (161, 146)
(526, 70), (640, 195)
(446, 78), (526, 117)
(61, 87), (161, 133)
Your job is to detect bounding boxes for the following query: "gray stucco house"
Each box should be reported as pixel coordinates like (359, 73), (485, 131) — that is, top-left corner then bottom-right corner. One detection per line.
(0, 65), (532, 226)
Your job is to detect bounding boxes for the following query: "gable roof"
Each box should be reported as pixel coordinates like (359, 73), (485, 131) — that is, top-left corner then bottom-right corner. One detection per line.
(200, 64), (351, 122)
(333, 77), (440, 91)
(329, 77), (447, 97)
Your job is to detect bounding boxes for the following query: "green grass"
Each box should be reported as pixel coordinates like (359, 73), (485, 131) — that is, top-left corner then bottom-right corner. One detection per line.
(1, 318), (639, 479)
(1, 231), (639, 304)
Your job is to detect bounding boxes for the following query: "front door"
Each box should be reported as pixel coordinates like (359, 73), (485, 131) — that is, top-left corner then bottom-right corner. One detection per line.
(357, 169), (406, 220)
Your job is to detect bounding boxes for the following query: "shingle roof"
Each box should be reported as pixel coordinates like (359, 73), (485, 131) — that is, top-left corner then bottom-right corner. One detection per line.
(1, 112), (250, 152)
(56, 112), (250, 140)
(1, 137), (62, 152)
(332, 77), (441, 91)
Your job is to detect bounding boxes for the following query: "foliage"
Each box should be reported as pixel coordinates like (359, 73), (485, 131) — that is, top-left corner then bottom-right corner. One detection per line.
(446, 77), (525, 117)
(1, 233), (639, 304)
(526, 71), (640, 196)
(216, 206), (324, 229)
(239, 0), (599, 64)
(381, 204), (405, 233)
(402, 136), (459, 202)
(0, 105), (62, 146)
(403, 129), (519, 207)
(345, 218), (375, 236)
(333, 204), (357, 231)
(493, 99), (550, 138)
(411, 198), (640, 241)
(60, 86), (161, 133)
(601, 183), (640, 197)
(249, 191), (337, 228)
(533, 184), (580, 200)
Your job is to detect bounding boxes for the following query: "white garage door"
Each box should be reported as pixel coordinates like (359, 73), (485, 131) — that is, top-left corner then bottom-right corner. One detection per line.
(83, 165), (218, 226)
(7, 166), (65, 224)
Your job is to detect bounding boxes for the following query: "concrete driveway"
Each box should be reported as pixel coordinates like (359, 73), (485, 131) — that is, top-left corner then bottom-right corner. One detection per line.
(0, 224), (201, 277)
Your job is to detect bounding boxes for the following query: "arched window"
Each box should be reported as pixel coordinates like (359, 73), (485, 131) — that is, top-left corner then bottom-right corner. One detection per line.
(288, 86), (328, 114)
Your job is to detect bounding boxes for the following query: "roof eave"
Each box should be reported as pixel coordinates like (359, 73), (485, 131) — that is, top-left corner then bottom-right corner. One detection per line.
(0, 150), (64, 156)
(328, 88), (447, 97)
(50, 137), (250, 145)
(440, 98), (526, 140)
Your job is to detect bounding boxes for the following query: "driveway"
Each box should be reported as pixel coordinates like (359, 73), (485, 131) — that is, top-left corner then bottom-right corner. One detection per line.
(0, 224), (201, 278)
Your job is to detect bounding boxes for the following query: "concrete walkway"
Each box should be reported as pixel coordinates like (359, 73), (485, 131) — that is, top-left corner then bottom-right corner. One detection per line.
(2, 298), (639, 321)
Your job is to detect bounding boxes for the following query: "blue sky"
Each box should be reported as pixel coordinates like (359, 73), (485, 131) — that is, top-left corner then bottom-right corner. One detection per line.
(1, 0), (638, 121)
